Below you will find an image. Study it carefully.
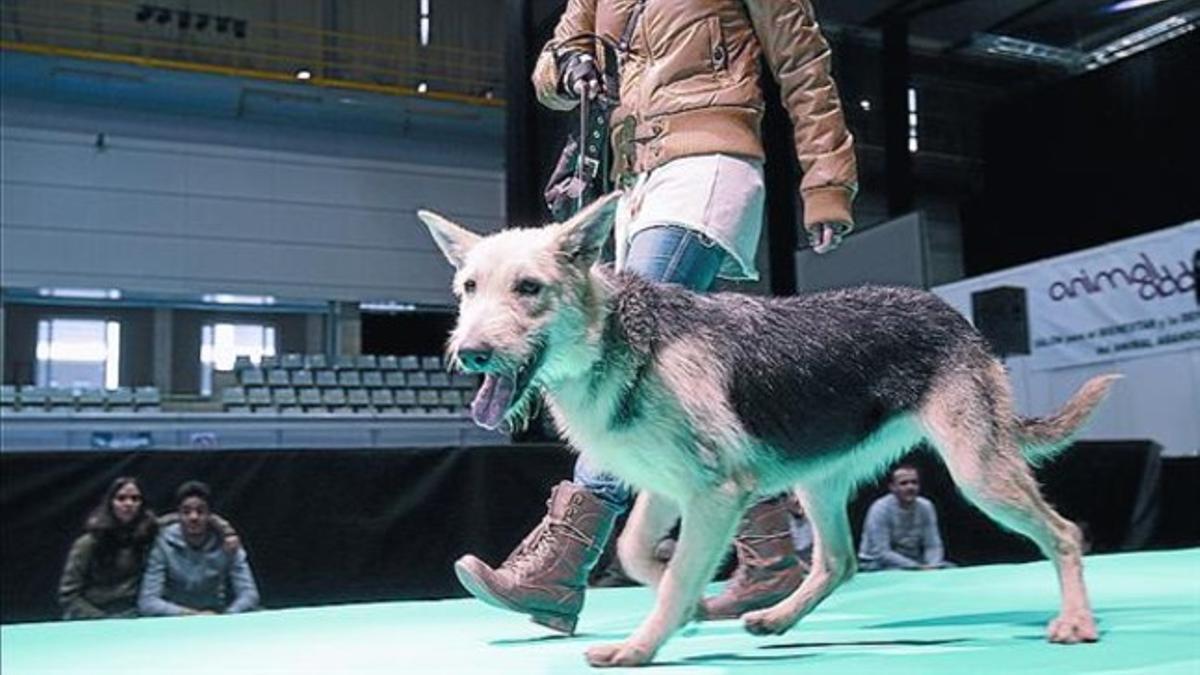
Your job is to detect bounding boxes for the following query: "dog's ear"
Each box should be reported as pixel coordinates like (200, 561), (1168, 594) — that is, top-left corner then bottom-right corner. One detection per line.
(417, 210), (481, 269)
(557, 191), (622, 267)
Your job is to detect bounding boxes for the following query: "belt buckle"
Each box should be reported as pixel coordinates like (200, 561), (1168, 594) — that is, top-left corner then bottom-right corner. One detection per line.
(580, 156), (600, 179)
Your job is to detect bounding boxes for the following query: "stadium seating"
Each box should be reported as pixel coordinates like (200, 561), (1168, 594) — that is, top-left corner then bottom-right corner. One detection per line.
(48, 388), (74, 413)
(77, 389), (106, 411)
(247, 387), (272, 411)
(106, 388), (135, 412)
(240, 368), (266, 386)
(0, 353), (479, 417)
(1, 384), (17, 411)
(134, 387), (162, 412)
(298, 387), (323, 411)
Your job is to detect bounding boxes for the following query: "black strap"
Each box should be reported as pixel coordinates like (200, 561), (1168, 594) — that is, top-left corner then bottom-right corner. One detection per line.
(543, 1), (647, 219)
(618, 0), (647, 57)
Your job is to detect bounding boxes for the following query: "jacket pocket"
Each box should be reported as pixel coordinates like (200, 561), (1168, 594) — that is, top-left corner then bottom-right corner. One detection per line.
(653, 15), (725, 82)
(707, 15), (728, 75)
(646, 15), (730, 117)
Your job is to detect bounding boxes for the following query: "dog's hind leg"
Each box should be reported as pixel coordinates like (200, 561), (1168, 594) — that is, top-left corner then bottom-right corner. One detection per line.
(922, 366), (1097, 644)
(743, 483), (855, 636)
(617, 491), (681, 588)
(586, 483), (748, 668)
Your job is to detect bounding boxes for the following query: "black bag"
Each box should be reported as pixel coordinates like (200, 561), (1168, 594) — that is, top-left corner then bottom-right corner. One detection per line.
(543, 104), (611, 222)
(542, 1), (646, 220)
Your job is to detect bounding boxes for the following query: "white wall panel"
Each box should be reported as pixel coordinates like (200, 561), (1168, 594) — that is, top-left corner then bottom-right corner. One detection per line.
(933, 233), (1200, 458)
(0, 102), (503, 305)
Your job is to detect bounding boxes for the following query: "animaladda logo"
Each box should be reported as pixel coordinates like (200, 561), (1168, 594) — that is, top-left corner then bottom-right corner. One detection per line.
(1047, 252), (1195, 303)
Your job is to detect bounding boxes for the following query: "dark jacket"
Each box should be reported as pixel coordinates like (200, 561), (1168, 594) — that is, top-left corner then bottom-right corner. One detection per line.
(58, 527), (151, 619)
(58, 512), (238, 619)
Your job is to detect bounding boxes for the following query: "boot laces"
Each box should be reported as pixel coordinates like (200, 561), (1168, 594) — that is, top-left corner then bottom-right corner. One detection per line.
(728, 534), (787, 586)
(512, 515), (598, 573)
(511, 522), (558, 568)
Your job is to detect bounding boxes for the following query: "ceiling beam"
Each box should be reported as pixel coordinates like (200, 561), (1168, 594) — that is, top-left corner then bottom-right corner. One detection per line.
(862, 0), (972, 25)
(979, 0), (1063, 34)
(861, 0), (925, 26)
(943, 0), (1064, 54)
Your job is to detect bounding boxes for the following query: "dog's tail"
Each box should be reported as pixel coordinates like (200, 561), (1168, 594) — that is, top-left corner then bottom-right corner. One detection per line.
(1016, 374), (1121, 465)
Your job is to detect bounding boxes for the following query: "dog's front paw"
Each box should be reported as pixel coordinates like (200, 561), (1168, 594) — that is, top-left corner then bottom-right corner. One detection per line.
(1047, 612), (1099, 644)
(742, 607), (799, 636)
(584, 641), (654, 668)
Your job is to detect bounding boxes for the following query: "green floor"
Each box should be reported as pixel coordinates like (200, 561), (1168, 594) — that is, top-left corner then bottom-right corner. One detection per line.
(3, 549), (1198, 674)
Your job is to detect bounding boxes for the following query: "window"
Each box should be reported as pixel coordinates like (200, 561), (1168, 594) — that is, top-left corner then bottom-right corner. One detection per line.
(199, 323), (277, 396)
(36, 318), (121, 390)
(419, 0), (430, 46)
(907, 86), (919, 153)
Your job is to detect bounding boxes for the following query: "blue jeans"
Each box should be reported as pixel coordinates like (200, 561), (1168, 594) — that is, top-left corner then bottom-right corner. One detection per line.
(573, 224), (725, 509)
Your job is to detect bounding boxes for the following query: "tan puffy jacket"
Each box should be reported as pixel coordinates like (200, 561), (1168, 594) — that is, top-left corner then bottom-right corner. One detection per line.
(532, 0), (858, 228)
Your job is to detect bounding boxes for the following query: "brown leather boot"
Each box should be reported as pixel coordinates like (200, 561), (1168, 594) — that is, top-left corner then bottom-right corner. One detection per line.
(453, 481), (622, 634)
(699, 496), (806, 620)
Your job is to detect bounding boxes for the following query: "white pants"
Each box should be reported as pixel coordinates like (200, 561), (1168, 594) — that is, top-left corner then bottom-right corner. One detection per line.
(615, 153), (765, 282)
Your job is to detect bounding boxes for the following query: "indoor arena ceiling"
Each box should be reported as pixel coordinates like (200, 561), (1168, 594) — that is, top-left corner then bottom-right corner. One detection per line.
(822, 0), (1198, 68)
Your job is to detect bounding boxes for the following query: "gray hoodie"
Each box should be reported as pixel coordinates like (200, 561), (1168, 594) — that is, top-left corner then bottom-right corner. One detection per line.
(857, 494), (945, 571)
(138, 522), (260, 616)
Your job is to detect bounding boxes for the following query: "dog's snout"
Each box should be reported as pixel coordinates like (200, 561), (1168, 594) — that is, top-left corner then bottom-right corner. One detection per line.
(458, 348), (494, 371)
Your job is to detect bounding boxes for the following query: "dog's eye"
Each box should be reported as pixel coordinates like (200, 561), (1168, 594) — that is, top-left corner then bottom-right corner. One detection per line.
(462, 279), (476, 295)
(515, 279), (543, 297)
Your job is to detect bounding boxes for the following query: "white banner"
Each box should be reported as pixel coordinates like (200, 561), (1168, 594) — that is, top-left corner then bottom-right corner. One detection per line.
(935, 221), (1200, 371)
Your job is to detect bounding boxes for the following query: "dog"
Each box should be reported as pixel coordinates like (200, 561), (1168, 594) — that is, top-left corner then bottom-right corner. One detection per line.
(418, 192), (1116, 667)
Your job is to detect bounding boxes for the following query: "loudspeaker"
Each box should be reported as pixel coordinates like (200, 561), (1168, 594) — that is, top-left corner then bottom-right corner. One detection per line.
(971, 286), (1030, 357)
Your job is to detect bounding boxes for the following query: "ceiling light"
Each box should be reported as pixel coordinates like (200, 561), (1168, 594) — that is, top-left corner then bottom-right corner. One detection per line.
(1083, 12), (1198, 70)
(968, 33), (1082, 67)
(202, 293), (276, 306)
(37, 288), (122, 300)
(1105, 0), (1169, 12)
(360, 301), (418, 313)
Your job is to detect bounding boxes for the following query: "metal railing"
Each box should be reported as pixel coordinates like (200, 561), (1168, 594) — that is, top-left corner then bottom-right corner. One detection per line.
(0, 0), (504, 106)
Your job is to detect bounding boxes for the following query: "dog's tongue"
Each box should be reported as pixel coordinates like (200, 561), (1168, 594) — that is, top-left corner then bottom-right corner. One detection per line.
(471, 373), (515, 430)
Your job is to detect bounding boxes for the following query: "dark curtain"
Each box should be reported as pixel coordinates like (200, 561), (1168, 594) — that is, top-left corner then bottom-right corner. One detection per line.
(4, 440), (1191, 624)
(1, 445), (574, 623)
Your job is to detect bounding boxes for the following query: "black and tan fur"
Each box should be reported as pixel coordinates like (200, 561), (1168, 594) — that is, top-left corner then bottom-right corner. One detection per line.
(419, 193), (1116, 667)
